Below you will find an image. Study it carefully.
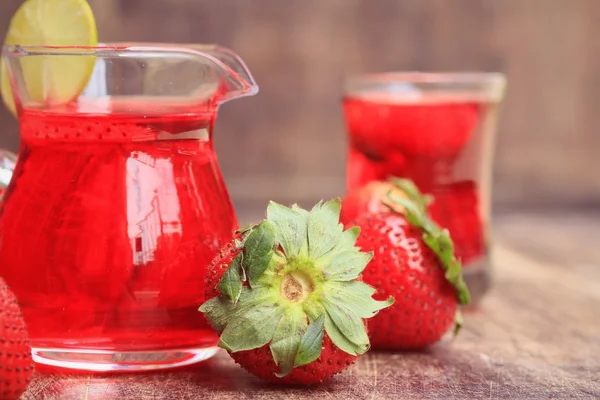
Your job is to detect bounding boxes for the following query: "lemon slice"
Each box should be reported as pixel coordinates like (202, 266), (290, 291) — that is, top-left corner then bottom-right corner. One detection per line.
(1, 0), (98, 116)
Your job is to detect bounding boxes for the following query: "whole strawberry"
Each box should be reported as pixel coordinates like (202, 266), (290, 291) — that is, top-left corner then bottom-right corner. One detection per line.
(0, 278), (34, 399)
(200, 200), (393, 384)
(348, 179), (470, 350)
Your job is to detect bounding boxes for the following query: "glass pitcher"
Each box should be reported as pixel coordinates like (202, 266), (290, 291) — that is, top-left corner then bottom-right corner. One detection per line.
(0, 43), (258, 371)
(342, 72), (506, 305)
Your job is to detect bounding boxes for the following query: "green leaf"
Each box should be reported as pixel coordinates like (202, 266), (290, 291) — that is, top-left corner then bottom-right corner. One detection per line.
(422, 230), (470, 305)
(323, 298), (369, 347)
(216, 252), (244, 303)
(236, 223), (258, 235)
(422, 194), (434, 207)
(323, 310), (367, 356)
(423, 230), (454, 267)
(386, 195), (426, 227)
(198, 296), (235, 331)
(291, 204), (310, 257)
(199, 286), (273, 331)
(325, 281), (394, 318)
(389, 177), (429, 211)
(314, 226), (361, 268)
(323, 250), (373, 281)
(267, 201), (307, 259)
(243, 221), (276, 288)
(270, 307), (308, 377)
(295, 314), (325, 367)
(291, 203), (309, 217)
(337, 226), (361, 250)
(328, 280), (376, 297)
(303, 299), (326, 322)
(218, 303), (285, 352)
(453, 310), (464, 337)
(447, 262), (471, 305)
(307, 199), (344, 259)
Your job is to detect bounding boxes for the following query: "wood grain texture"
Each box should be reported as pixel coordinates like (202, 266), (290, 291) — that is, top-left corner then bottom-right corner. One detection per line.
(0, 0), (598, 208)
(21, 213), (600, 399)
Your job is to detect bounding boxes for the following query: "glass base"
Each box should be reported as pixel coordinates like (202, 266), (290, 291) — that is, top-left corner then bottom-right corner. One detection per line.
(462, 257), (491, 306)
(32, 346), (219, 372)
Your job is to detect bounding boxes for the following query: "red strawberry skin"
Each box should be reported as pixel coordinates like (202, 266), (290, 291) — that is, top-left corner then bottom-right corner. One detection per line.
(230, 335), (356, 385)
(350, 213), (457, 349)
(0, 278), (34, 400)
(204, 233), (243, 301)
(201, 233), (243, 332)
(203, 236), (359, 384)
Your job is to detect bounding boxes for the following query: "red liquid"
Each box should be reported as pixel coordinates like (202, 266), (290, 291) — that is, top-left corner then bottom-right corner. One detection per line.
(343, 95), (493, 266)
(0, 109), (236, 352)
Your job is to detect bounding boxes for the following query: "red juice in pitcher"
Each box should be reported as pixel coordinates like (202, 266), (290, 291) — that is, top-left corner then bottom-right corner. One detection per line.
(0, 107), (236, 368)
(342, 73), (506, 303)
(1, 42), (259, 372)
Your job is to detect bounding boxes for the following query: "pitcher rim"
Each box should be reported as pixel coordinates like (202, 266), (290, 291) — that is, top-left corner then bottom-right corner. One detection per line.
(2, 43), (259, 99)
(3, 42), (238, 54)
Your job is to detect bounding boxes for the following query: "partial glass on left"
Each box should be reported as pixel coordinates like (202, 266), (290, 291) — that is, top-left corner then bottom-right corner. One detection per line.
(0, 44), (258, 371)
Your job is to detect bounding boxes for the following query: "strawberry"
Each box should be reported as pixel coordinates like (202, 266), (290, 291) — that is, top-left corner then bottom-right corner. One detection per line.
(343, 97), (480, 160)
(343, 98), (397, 161)
(199, 200), (394, 384)
(203, 233), (245, 301)
(347, 179), (470, 350)
(0, 278), (34, 399)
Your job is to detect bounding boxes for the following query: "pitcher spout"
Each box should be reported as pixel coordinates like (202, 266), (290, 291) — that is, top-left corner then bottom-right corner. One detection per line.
(123, 43), (259, 104)
(195, 45), (259, 103)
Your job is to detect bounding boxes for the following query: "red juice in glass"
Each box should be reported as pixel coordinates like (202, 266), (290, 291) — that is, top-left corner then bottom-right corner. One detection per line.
(342, 73), (506, 303)
(0, 43), (259, 371)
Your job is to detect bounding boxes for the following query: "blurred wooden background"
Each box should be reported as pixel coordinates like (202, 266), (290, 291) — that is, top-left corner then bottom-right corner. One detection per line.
(0, 0), (598, 213)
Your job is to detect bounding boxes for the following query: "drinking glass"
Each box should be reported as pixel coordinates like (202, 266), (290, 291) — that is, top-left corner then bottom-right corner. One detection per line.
(342, 72), (506, 304)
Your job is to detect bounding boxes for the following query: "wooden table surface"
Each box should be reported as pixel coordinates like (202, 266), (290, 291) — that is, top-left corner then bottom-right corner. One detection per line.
(21, 212), (600, 399)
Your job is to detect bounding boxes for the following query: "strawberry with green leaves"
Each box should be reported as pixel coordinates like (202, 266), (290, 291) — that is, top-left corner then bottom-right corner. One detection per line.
(348, 179), (471, 349)
(199, 200), (394, 384)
